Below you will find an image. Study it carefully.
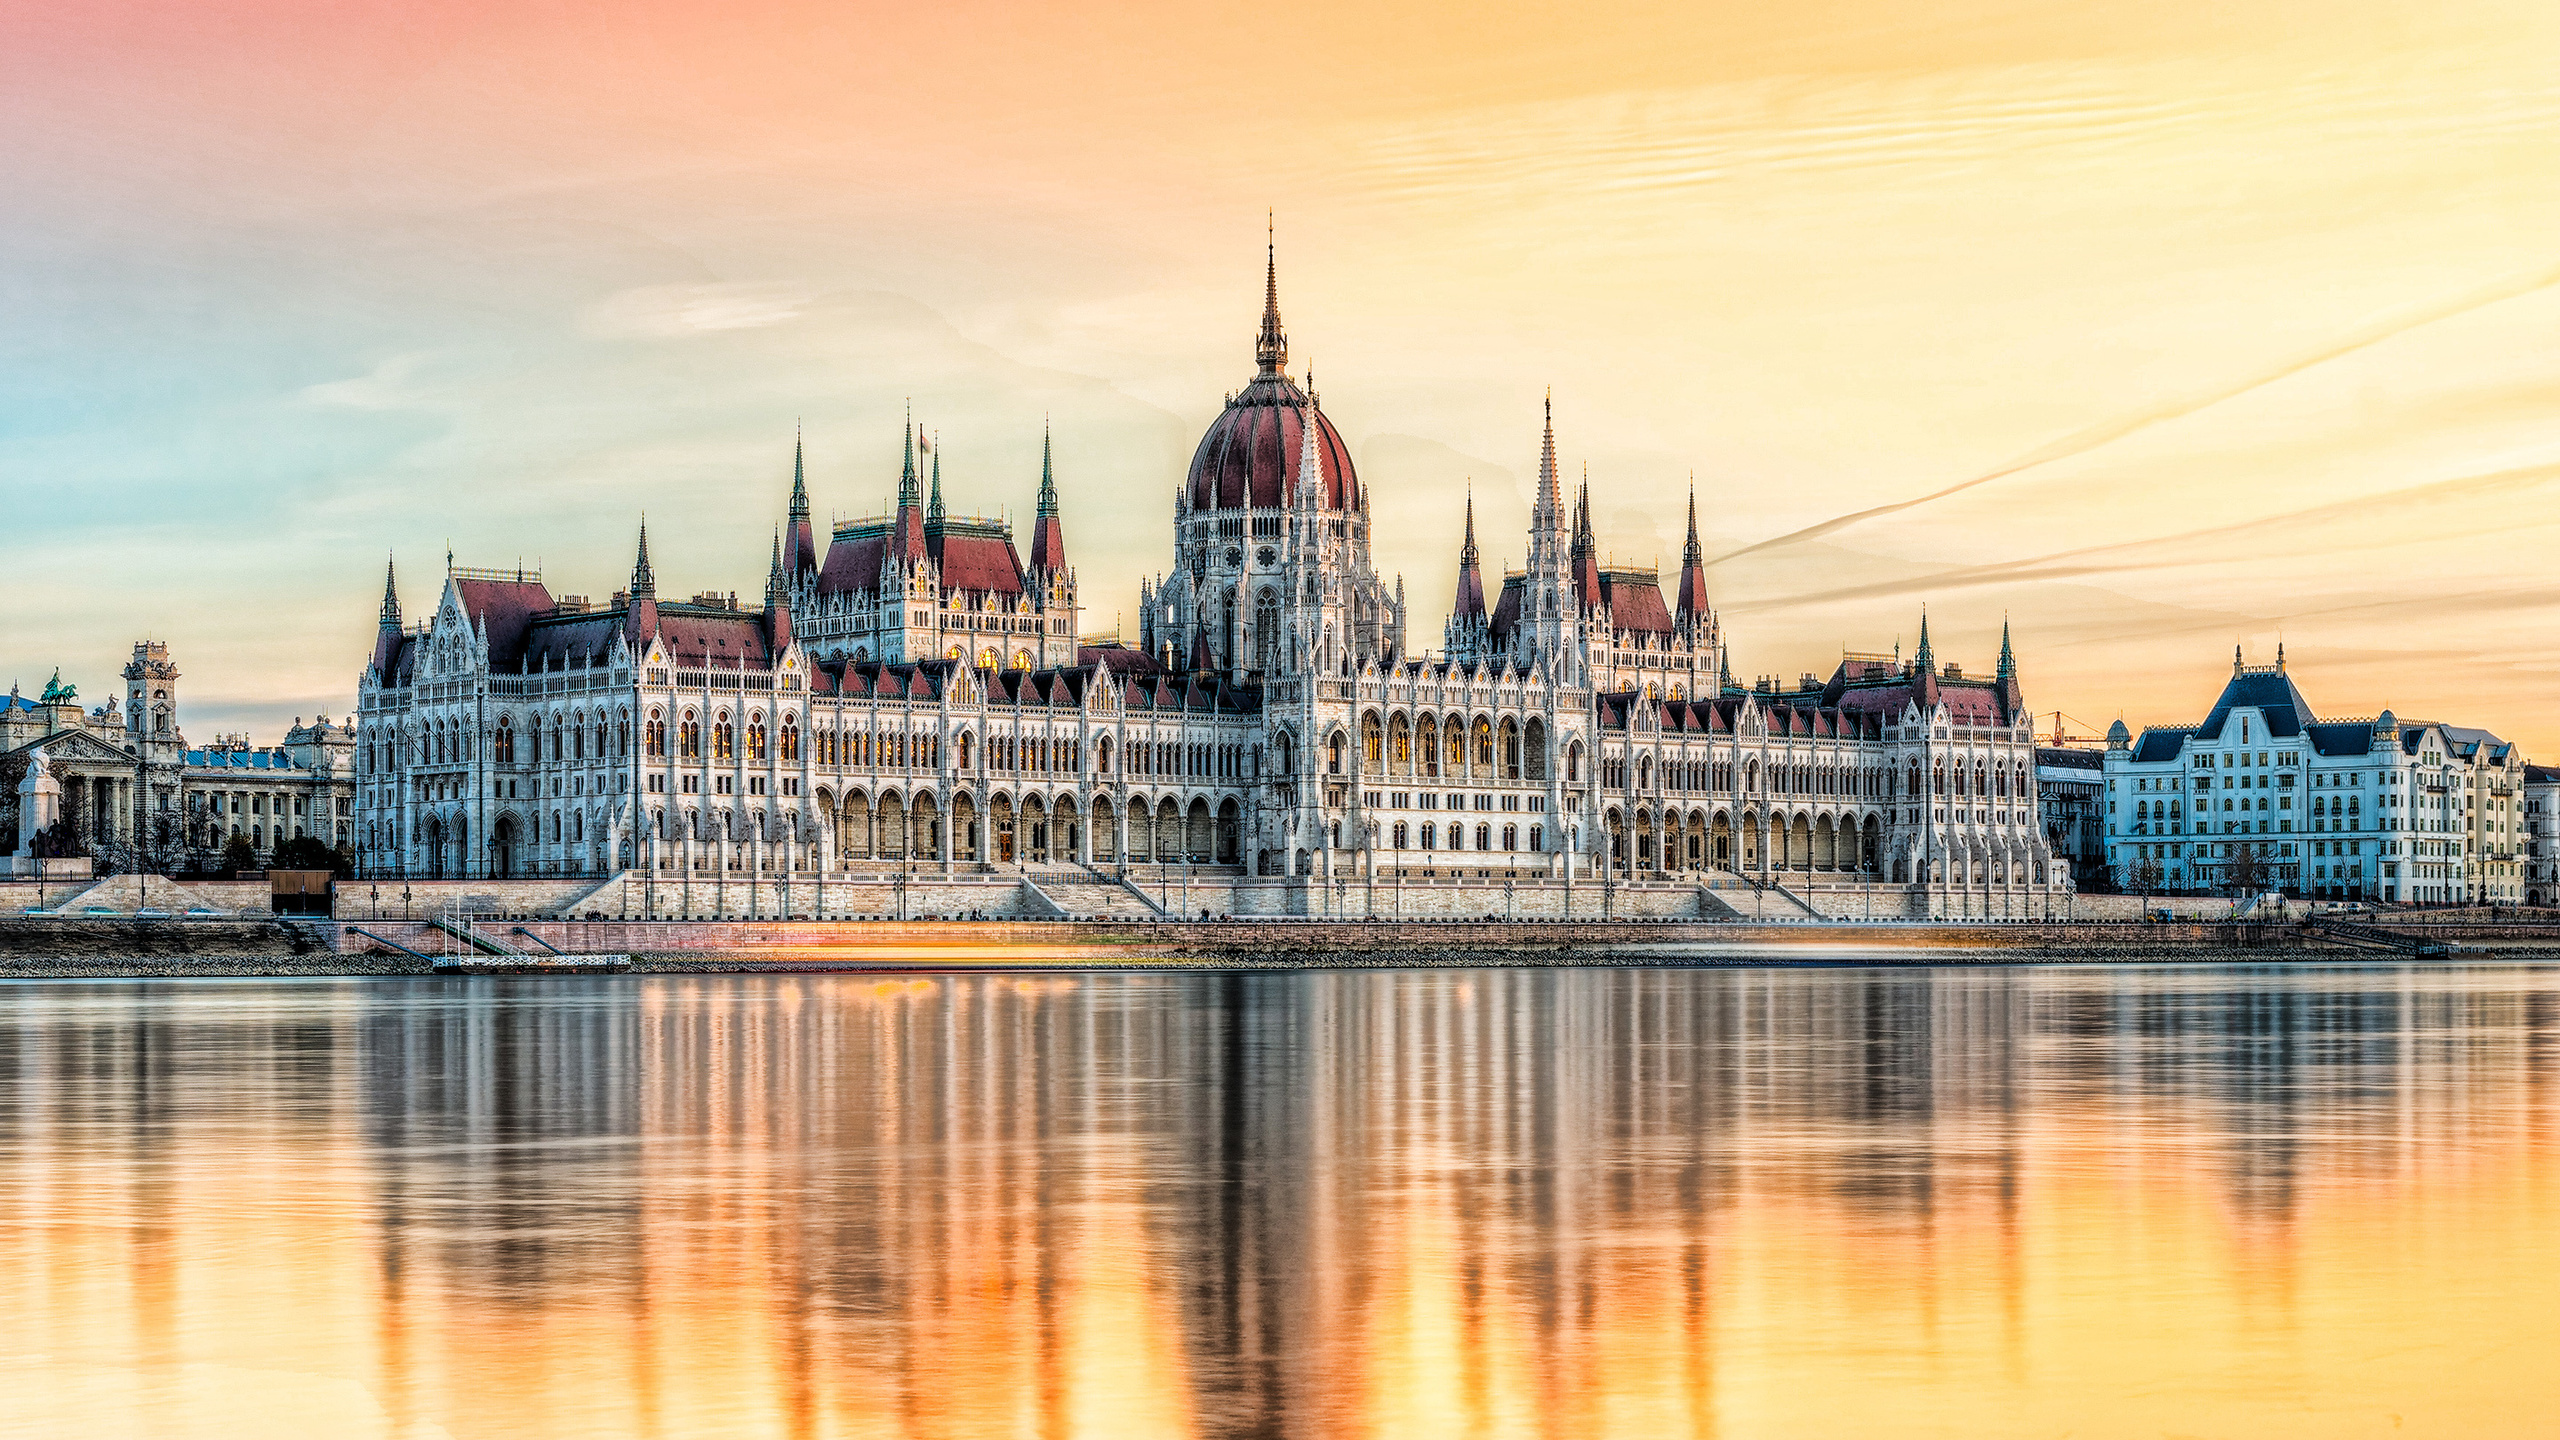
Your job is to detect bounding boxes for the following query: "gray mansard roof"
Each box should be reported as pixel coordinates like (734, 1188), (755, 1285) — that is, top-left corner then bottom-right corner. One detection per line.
(2125, 668), (2399, 763)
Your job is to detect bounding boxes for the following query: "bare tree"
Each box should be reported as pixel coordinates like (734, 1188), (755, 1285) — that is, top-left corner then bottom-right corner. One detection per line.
(2226, 842), (2269, 897)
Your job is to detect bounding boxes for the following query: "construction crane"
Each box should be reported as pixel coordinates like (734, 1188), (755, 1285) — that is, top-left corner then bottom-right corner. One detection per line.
(2037, 711), (2109, 747)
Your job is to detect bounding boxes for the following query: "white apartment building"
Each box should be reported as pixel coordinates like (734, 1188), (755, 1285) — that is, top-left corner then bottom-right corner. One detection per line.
(2102, 651), (2525, 905)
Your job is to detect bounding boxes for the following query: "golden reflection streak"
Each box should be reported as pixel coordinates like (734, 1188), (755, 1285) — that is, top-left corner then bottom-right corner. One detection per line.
(2, 969), (2557, 1437)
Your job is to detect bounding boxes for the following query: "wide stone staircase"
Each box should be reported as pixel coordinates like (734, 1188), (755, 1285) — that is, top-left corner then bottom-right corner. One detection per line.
(1020, 868), (1166, 920)
(47, 873), (244, 916)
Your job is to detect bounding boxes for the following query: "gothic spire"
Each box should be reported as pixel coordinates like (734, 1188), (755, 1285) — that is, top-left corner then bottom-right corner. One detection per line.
(890, 408), (927, 562)
(1570, 467), (1601, 603)
(1037, 420), (1058, 517)
(1028, 418), (1067, 579)
(1292, 385), (1323, 511)
(1536, 390), (1563, 531)
(789, 424), (810, 521)
(1675, 480), (1710, 621)
(1997, 614), (2016, 680)
(784, 426), (818, 579)
(927, 433), (945, 524)
(897, 405), (920, 510)
(1914, 608), (1934, 673)
(630, 518), (656, 599)
(1453, 487), (1486, 621)
(767, 528), (785, 602)
(1254, 214), (1288, 378)
(379, 555), (401, 632)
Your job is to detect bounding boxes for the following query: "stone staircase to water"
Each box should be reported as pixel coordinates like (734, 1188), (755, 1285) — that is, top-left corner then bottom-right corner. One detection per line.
(1020, 869), (1166, 919)
(48, 873), (244, 915)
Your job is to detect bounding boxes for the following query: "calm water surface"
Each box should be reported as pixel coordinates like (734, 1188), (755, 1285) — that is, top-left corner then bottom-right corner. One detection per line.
(6, 963), (2558, 1438)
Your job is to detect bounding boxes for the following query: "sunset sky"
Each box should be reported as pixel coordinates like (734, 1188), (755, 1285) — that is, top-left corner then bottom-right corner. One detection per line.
(7, 0), (2560, 748)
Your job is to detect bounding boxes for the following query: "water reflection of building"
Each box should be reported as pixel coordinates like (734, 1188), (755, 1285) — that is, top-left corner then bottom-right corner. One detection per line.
(9, 970), (2560, 1438)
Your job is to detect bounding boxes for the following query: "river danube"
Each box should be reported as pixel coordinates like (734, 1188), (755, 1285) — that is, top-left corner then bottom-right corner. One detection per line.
(6, 965), (2555, 1437)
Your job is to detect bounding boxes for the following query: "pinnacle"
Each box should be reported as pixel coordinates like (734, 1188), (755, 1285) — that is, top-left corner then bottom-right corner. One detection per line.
(1255, 217), (1289, 378)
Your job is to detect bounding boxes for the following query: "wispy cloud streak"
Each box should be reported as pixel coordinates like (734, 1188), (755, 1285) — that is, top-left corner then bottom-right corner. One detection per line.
(1708, 262), (2560, 567)
(1721, 458), (2560, 613)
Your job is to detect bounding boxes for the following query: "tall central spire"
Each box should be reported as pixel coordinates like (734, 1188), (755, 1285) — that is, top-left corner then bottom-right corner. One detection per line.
(1255, 214), (1288, 378)
(379, 555), (401, 632)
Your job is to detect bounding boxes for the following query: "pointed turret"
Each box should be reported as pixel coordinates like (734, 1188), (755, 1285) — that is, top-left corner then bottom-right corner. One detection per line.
(624, 518), (659, 645)
(1254, 215), (1288, 379)
(898, 406), (918, 506)
(1452, 489), (1486, 621)
(891, 410), (928, 564)
(926, 434), (946, 524)
(378, 555), (401, 632)
(765, 529), (795, 652)
(1910, 608), (1939, 708)
(784, 428), (818, 579)
(1992, 614), (2023, 719)
(1027, 420), (1068, 581)
(1570, 471), (1602, 605)
(1675, 483), (1710, 622)
(1293, 387), (1324, 511)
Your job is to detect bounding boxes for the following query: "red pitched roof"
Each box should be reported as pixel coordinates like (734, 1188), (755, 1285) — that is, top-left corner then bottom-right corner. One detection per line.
(453, 578), (555, 666)
(1601, 571), (1673, 634)
(815, 533), (886, 597)
(934, 533), (1024, 595)
(652, 610), (773, 668)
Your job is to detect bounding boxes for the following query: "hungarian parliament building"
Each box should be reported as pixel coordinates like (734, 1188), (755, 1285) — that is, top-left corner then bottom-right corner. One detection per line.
(354, 253), (2064, 915)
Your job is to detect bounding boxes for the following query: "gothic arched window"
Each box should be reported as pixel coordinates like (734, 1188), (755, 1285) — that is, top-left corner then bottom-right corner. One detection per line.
(1255, 589), (1279, 673)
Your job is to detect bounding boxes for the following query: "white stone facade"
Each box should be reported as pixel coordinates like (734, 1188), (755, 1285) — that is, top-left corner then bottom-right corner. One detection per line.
(353, 266), (2063, 916)
(2102, 652), (2525, 905)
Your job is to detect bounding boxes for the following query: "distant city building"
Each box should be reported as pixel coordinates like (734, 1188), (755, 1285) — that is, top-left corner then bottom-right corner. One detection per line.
(0, 643), (356, 869)
(2035, 745), (2107, 890)
(2525, 765), (2560, 906)
(355, 252), (2064, 913)
(2102, 650), (2525, 904)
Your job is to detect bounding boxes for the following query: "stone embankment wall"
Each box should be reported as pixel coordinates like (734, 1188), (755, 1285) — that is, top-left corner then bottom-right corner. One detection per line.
(0, 878), (274, 914)
(0, 917), (327, 959)
(328, 914), (2305, 965)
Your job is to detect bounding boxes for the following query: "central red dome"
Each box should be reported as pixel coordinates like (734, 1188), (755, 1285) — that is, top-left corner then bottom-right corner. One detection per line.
(1185, 375), (1360, 512)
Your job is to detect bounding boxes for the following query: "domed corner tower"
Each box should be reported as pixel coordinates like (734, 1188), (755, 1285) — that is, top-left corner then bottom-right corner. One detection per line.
(1156, 235), (1402, 688)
